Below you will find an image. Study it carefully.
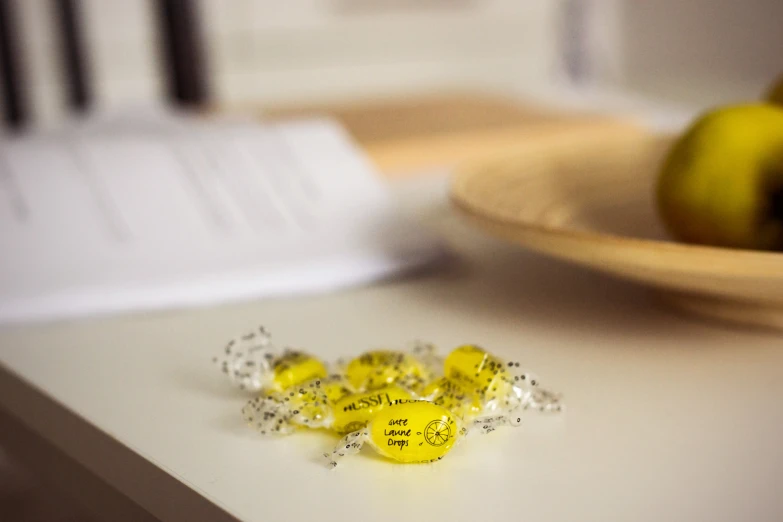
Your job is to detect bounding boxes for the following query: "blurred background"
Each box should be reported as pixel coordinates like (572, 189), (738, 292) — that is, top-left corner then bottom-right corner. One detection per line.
(3, 0), (782, 129)
(1, 1), (782, 520)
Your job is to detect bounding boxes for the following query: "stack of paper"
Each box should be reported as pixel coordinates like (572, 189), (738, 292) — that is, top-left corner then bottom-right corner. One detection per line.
(0, 112), (446, 324)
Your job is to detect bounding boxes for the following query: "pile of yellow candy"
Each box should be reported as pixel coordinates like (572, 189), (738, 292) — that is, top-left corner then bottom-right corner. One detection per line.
(214, 327), (563, 468)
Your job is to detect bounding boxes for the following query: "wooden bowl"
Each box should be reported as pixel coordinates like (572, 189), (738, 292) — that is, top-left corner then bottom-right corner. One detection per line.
(450, 127), (783, 331)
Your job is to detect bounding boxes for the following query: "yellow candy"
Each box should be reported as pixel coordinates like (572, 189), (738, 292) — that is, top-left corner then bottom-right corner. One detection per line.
(332, 386), (413, 435)
(324, 401), (464, 466)
(319, 374), (355, 404)
(370, 401), (459, 463)
(444, 344), (511, 406)
(214, 326), (329, 393)
(443, 345), (565, 415)
(245, 382), (416, 437)
(323, 395), (548, 467)
(243, 374), (352, 435)
(344, 350), (432, 392)
(423, 377), (483, 419)
(244, 380), (329, 435)
(271, 350), (328, 391)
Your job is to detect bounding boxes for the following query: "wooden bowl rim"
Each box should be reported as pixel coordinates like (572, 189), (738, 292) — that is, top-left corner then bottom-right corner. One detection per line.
(450, 146), (783, 278)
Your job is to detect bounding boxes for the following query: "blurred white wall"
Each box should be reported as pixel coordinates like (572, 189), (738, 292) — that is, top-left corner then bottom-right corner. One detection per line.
(15, 0), (562, 126)
(584, 0), (783, 107)
(204, 0), (562, 106)
(11, 0), (783, 128)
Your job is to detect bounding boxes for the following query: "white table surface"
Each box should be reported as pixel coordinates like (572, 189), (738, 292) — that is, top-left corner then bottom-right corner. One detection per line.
(1, 176), (782, 522)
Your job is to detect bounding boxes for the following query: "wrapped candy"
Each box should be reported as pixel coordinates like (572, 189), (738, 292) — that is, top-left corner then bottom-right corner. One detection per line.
(434, 344), (563, 417)
(241, 342), (442, 436)
(322, 344), (564, 467)
(213, 326), (328, 392)
(243, 381), (415, 436)
(216, 328), (564, 466)
(338, 341), (441, 393)
(323, 399), (525, 468)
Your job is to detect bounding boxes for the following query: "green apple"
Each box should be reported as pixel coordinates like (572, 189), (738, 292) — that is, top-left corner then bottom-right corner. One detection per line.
(657, 104), (783, 251)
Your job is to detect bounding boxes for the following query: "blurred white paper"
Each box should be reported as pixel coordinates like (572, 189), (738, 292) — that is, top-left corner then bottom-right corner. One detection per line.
(0, 114), (446, 324)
